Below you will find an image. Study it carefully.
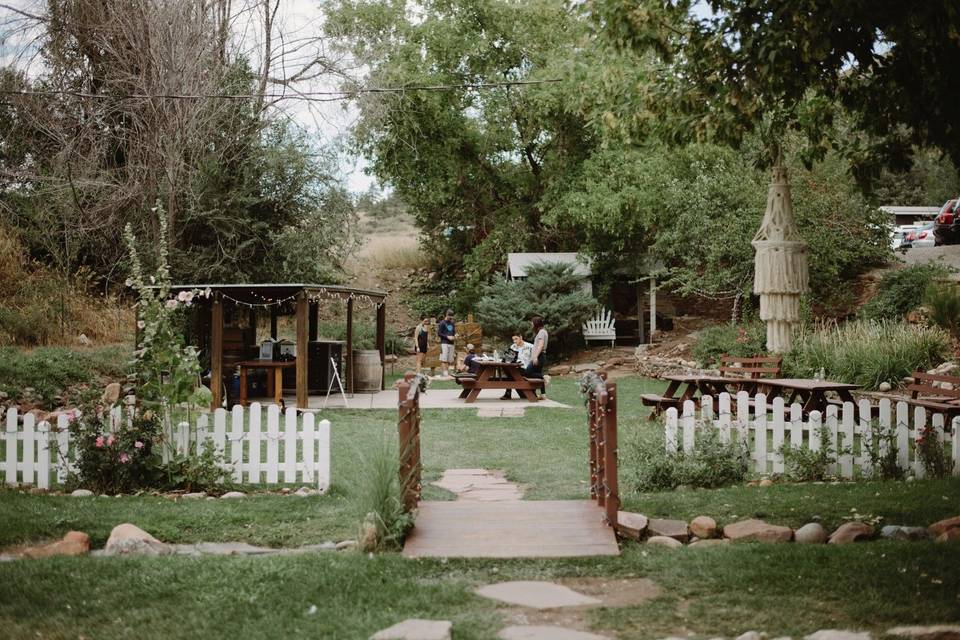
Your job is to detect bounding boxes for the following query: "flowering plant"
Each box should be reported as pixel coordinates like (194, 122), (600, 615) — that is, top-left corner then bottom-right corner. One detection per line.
(67, 412), (164, 494)
(915, 425), (949, 479)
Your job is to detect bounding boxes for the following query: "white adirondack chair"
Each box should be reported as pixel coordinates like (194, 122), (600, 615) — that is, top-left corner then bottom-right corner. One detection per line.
(582, 307), (616, 346)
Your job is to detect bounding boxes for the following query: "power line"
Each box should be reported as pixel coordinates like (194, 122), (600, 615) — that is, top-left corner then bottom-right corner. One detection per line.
(0, 79), (562, 103)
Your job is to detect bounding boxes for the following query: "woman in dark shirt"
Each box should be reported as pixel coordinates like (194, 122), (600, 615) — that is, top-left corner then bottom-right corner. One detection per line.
(414, 316), (430, 373)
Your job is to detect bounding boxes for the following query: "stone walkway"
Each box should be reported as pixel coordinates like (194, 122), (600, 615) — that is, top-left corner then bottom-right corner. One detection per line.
(277, 388), (570, 411)
(431, 468), (524, 501)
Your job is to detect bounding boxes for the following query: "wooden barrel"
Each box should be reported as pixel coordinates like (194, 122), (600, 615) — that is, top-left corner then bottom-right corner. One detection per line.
(353, 349), (382, 392)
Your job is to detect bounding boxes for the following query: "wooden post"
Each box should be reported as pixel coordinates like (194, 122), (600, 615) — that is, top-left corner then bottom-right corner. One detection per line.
(604, 381), (619, 527)
(296, 294), (309, 409)
(649, 276), (657, 344)
(346, 297), (354, 394)
(211, 294), (224, 410)
(270, 306), (278, 339)
(309, 301), (318, 342)
(397, 373), (420, 512)
(376, 302), (386, 390)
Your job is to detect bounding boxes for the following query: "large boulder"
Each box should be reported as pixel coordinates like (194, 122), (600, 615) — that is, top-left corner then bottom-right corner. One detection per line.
(104, 523), (172, 556)
(794, 523), (828, 544)
(22, 531), (90, 559)
(723, 519), (792, 543)
(689, 516), (717, 539)
(616, 512), (648, 541)
(647, 518), (689, 542)
(646, 536), (683, 549)
(828, 522), (874, 544)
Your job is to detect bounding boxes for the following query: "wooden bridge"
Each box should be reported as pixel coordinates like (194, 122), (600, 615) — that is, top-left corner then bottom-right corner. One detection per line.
(396, 373), (621, 559)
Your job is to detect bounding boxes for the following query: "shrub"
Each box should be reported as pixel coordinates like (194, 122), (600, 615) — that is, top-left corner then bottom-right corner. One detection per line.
(66, 412), (165, 494)
(916, 425), (950, 479)
(924, 282), (960, 338)
(315, 321), (404, 355)
(474, 262), (596, 351)
(778, 427), (838, 481)
(622, 424), (748, 492)
(692, 322), (767, 367)
(860, 263), (952, 321)
(0, 345), (129, 409)
(784, 320), (950, 390)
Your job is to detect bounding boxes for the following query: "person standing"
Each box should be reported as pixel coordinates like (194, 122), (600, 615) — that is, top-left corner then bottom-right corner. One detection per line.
(414, 316), (430, 373)
(437, 309), (456, 378)
(525, 315), (549, 398)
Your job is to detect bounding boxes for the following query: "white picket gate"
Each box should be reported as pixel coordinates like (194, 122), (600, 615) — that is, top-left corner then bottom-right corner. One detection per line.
(1, 403), (331, 491)
(665, 391), (960, 479)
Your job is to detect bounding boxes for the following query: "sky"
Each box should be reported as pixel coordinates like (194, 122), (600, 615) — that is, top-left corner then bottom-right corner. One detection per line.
(0, 0), (377, 193)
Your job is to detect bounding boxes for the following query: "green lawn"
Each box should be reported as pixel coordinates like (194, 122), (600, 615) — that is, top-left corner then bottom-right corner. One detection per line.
(2, 374), (960, 639)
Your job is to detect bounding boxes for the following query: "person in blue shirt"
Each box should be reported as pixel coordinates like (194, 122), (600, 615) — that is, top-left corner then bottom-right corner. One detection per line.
(437, 309), (456, 377)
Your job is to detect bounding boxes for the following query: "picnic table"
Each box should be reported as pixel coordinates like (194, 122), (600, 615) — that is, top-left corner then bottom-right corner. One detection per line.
(756, 378), (863, 418)
(454, 360), (544, 403)
(237, 359), (296, 407)
(641, 374), (760, 418)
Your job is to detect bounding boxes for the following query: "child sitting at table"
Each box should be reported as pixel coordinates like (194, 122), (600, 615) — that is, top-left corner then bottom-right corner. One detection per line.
(458, 344), (480, 375)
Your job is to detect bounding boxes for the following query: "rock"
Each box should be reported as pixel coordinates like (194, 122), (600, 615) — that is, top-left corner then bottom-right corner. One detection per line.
(646, 536), (683, 549)
(573, 363), (601, 373)
(928, 515), (960, 538)
(803, 631), (871, 640)
(0, 390), (8, 400)
(616, 511), (648, 541)
(880, 525), (930, 541)
(181, 492), (207, 500)
(104, 523), (172, 556)
(336, 540), (357, 551)
(878, 382), (893, 392)
(887, 625), (960, 640)
(794, 523), (828, 544)
(759, 478), (774, 487)
(78, 333), (92, 346)
(475, 581), (600, 609)
(498, 626), (612, 640)
(370, 619), (453, 640)
(647, 518), (689, 542)
(689, 516), (717, 539)
(294, 487), (318, 497)
(828, 522), (874, 544)
(21, 531), (90, 559)
(220, 491), (246, 499)
(101, 382), (122, 406)
(71, 489), (94, 497)
(936, 529), (960, 543)
(548, 365), (571, 376)
(607, 357), (624, 367)
(189, 542), (278, 556)
(723, 518), (793, 543)
(736, 633), (768, 640)
(903, 376), (915, 385)
(688, 539), (729, 548)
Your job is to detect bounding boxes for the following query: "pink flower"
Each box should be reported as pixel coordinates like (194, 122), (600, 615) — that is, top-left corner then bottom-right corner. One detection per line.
(134, 440), (144, 449)
(165, 299), (179, 310)
(106, 434), (115, 446)
(119, 452), (130, 464)
(95, 436), (105, 448)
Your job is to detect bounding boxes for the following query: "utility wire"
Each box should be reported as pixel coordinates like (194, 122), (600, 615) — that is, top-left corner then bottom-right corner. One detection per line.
(0, 79), (562, 102)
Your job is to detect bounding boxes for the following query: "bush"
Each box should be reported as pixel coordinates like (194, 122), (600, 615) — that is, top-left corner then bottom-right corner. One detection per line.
(67, 412), (165, 494)
(622, 425), (748, 492)
(784, 320), (951, 390)
(778, 427), (838, 482)
(924, 282), (960, 338)
(860, 263), (952, 321)
(692, 322), (767, 367)
(474, 262), (596, 351)
(316, 321), (404, 356)
(353, 437), (413, 552)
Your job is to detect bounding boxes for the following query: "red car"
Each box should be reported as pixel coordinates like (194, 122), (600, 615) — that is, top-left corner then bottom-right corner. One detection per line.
(933, 198), (960, 245)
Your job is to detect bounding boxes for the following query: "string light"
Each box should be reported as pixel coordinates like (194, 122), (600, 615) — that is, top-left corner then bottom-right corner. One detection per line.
(168, 286), (386, 310)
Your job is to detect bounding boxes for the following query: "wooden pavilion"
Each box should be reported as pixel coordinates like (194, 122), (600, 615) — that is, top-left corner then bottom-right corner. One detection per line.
(153, 284), (387, 410)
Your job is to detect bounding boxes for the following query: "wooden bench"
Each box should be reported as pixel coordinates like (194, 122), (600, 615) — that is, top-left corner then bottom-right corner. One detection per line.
(582, 307), (616, 347)
(903, 371), (960, 422)
(718, 354), (782, 379)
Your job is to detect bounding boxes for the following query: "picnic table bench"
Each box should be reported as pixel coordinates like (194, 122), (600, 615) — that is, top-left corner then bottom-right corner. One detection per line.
(454, 360), (544, 403)
(901, 371), (960, 422)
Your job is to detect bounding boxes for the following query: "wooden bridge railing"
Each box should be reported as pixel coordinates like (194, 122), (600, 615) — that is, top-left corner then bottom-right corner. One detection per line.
(397, 372), (422, 512)
(586, 372), (619, 527)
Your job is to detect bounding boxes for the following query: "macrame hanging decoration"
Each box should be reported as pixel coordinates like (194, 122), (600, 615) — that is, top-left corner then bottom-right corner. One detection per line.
(752, 164), (809, 353)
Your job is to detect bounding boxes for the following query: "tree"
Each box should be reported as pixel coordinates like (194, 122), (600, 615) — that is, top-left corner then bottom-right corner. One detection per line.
(474, 262), (596, 352)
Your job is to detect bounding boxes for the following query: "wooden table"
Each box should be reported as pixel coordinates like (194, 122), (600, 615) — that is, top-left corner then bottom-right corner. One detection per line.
(236, 359), (296, 406)
(641, 374), (759, 418)
(455, 361), (543, 403)
(756, 378), (863, 418)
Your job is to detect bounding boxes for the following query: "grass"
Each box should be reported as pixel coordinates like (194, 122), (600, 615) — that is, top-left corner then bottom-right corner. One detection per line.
(0, 344), (130, 408)
(2, 374), (960, 639)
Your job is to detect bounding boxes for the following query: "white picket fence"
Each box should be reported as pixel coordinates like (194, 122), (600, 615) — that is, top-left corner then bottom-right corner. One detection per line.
(1, 403), (331, 491)
(665, 392), (960, 479)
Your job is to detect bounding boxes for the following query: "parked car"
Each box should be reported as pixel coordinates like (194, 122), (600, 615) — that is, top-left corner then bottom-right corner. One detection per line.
(902, 222), (936, 249)
(933, 198), (960, 245)
(892, 224), (923, 250)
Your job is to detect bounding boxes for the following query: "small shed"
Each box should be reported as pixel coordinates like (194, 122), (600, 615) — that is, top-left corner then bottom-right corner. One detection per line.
(144, 284), (387, 410)
(506, 253), (593, 295)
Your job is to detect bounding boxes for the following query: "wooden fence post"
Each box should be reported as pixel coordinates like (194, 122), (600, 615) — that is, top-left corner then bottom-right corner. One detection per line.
(603, 381), (619, 527)
(397, 373), (421, 511)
